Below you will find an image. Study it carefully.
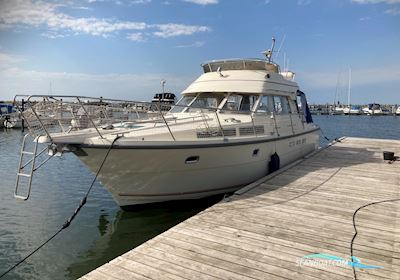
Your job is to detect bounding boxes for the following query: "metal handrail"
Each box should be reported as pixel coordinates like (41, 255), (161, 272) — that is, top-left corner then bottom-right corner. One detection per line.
(155, 103), (176, 141)
(15, 94), (307, 143)
(76, 97), (104, 139)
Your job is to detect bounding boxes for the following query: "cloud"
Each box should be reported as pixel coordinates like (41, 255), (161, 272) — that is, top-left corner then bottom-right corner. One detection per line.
(351, 0), (400, 4)
(384, 7), (400, 14)
(126, 32), (146, 41)
(175, 41), (205, 48)
(182, 0), (218, 5)
(41, 32), (67, 39)
(130, 0), (152, 4)
(0, 0), (210, 40)
(152, 24), (210, 38)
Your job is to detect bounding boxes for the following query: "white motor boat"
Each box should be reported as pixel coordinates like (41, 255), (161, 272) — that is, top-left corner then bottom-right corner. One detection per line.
(331, 106), (345, 115)
(396, 107), (400, 116)
(343, 105), (362, 115)
(362, 103), (383, 115)
(3, 113), (23, 128)
(15, 51), (320, 208)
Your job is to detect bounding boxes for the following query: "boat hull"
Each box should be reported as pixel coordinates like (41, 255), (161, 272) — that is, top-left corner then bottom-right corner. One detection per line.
(74, 129), (320, 207)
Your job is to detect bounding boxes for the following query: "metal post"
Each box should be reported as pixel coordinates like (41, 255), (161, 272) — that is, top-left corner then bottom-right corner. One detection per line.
(271, 112), (280, 137)
(156, 103), (175, 141)
(214, 111), (225, 138)
(21, 99), (25, 132)
(250, 112), (257, 137)
(27, 99), (53, 142)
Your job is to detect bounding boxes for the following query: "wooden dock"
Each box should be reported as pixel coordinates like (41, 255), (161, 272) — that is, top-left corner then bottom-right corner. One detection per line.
(81, 137), (400, 280)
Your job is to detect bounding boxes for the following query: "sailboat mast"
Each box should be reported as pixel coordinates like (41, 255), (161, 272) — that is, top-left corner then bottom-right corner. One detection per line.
(347, 67), (351, 108)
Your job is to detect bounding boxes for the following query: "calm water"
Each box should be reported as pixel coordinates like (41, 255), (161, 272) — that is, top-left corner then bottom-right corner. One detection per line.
(0, 115), (400, 279)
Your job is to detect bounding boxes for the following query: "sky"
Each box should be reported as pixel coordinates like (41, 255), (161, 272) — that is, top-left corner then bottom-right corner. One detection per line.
(0, 0), (399, 104)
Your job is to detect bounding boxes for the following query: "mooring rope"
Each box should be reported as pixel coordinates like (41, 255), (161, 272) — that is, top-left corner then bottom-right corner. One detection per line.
(0, 135), (122, 279)
(350, 197), (400, 280)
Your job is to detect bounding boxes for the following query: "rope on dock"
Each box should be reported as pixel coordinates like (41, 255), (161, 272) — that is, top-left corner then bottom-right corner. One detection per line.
(350, 197), (400, 280)
(0, 135), (122, 279)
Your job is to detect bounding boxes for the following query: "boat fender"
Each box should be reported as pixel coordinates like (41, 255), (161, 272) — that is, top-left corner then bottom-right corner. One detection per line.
(268, 152), (280, 173)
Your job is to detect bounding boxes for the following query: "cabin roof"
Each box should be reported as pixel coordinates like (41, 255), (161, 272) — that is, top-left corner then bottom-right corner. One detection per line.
(201, 59), (279, 73)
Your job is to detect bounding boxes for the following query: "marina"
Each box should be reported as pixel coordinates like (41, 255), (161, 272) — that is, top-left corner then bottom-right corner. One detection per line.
(81, 136), (400, 280)
(1, 53), (400, 280)
(1, 0), (399, 279)
(1, 115), (400, 279)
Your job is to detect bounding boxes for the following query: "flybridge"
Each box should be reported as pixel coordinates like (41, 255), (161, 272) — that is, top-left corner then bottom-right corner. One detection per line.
(201, 59), (280, 74)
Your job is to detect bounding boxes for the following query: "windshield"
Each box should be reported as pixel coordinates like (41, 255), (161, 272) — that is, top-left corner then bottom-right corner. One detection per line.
(186, 93), (225, 113)
(169, 93), (225, 113)
(222, 94), (258, 113)
(169, 95), (195, 113)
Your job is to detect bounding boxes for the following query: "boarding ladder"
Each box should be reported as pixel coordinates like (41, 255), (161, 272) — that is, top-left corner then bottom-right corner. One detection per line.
(14, 134), (53, 200)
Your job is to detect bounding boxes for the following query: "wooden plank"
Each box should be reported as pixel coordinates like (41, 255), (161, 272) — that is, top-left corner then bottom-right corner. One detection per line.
(134, 242), (258, 280)
(171, 223), (395, 279)
(123, 251), (215, 280)
(110, 256), (186, 280)
(189, 210), (398, 254)
(100, 263), (152, 280)
(178, 217), (398, 271)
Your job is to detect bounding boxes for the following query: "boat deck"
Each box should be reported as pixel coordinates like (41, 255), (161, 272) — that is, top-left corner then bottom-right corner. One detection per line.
(81, 137), (400, 280)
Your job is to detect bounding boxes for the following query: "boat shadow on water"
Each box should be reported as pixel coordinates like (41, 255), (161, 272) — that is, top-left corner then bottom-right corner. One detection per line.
(66, 195), (223, 279)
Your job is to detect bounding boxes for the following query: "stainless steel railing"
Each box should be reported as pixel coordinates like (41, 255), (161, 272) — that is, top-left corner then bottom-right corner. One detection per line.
(14, 95), (306, 142)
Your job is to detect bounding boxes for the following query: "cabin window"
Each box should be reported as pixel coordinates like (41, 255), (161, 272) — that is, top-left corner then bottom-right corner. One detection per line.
(296, 95), (303, 112)
(169, 95), (195, 113)
(273, 96), (291, 114)
(222, 94), (258, 113)
(256, 95), (272, 113)
(281, 96), (291, 113)
(186, 93), (225, 113)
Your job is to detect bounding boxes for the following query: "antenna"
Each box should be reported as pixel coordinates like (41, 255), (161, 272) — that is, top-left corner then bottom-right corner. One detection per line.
(269, 36), (276, 63)
(262, 36), (276, 63)
(160, 79), (166, 94)
(275, 34), (286, 61)
(283, 52), (286, 72)
(347, 67), (351, 108)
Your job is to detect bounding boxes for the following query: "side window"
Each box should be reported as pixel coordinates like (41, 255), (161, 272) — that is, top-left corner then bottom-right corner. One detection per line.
(281, 96), (291, 114)
(239, 95), (257, 111)
(273, 96), (290, 114)
(223, 94), (242, 111)
(257, 95), (271, 113)
(222, 94), (258, 113)
(296, 95), (302, 112)
(273, 96), (282, 114)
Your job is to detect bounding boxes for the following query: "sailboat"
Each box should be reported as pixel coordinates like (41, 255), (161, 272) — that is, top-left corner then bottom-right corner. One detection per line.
(331, 71), (344, 115)
(343, 68), (362, 115)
